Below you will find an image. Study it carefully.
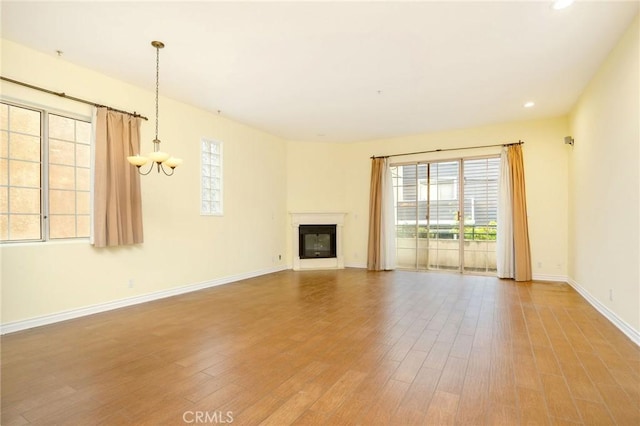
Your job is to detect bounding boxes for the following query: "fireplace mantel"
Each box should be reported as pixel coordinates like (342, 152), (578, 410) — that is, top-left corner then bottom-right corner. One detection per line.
(290, 212), (346, 270)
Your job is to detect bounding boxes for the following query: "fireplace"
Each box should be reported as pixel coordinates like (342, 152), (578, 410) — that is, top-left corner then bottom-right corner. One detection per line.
(299, 225), (337, 259)
(290, 212), (346, 270)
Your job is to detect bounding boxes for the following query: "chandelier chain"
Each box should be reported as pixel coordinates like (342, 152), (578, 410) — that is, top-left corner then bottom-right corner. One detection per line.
(155, 44), (160, 141)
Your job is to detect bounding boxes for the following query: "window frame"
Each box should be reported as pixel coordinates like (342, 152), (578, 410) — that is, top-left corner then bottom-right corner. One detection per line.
(0, 99), (93, 243)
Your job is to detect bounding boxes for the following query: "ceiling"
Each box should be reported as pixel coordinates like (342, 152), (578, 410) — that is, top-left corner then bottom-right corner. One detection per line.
(1, 1), (638, 143)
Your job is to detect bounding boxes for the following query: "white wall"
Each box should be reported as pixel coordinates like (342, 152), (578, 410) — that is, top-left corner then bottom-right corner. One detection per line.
(569, 15), (639, 333)
(287, 116), (571, 277)
(1, 40), (288, 325)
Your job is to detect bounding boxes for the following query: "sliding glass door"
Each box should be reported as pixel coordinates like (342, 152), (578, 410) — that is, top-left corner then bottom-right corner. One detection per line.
(393, 163), (421, 269)
(391, 157), (499, 274)
(423, 161), (461, 271)
(462, 158), (500, 273)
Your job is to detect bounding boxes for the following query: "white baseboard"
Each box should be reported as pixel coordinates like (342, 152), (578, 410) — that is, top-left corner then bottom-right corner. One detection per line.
(1, 265), (289, 335)
(567, 278), (640, 346)
(532, 274), (569, 282)
(345, 262), (367, 269)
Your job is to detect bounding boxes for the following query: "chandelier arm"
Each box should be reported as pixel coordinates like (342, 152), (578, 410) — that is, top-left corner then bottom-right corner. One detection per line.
(159, 163), (175, 176)
(137, 162), (155, 176)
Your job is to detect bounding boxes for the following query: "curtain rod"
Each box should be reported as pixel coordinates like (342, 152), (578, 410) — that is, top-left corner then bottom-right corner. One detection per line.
(1, 76), (148, 121)
(371, 140), (524, 159)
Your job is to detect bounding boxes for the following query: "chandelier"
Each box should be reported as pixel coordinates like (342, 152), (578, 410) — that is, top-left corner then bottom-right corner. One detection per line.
(127, 41), (182, 175)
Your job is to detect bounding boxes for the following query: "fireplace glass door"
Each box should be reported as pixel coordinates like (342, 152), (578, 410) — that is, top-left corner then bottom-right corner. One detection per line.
(299, 225), (337, 259)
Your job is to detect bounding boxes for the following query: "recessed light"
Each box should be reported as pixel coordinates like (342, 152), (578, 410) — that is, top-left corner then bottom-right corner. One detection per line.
(552, 0), (575, 10)
(524, 101), (535, 108)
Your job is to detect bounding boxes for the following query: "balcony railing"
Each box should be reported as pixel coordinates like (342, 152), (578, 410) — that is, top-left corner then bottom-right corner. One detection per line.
(396, 223), (497, 240)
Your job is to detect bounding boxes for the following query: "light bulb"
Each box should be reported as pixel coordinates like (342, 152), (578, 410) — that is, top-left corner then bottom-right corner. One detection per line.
(552, 0), (575, 10)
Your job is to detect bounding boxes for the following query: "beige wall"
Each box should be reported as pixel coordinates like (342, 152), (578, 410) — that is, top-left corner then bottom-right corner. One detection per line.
(285, 141), (347, 263)
(1, 40), (288, 324)
(286, 117), (571, 276)
(286, 140), (347, 213)
(569, 16), (639, 331)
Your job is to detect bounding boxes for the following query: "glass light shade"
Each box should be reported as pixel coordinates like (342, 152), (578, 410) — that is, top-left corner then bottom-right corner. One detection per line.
(127, 154), (149, 166)
(148, 151), (171, 163)
(164, 157), (183, 168)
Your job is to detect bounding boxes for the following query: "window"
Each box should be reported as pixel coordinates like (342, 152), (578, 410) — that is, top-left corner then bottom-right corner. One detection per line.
(0, 102), (91, 242)
(200, 138), (222, 215)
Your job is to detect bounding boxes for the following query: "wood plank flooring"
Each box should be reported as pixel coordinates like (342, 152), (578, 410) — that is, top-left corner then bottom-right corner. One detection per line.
(1, 269), (639, 425)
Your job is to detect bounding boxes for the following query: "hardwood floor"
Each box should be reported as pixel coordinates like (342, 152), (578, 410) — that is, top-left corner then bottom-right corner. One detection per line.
(2, 269), (639, 425)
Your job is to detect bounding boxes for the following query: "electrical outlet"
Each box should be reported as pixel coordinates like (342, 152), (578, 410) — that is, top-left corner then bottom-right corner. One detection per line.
(128, 279), (134, 288)
(278, 254), (281, 260)
(609, 289), (613, 301)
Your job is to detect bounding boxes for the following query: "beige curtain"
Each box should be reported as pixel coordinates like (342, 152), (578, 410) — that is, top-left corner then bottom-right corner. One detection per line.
(367, 158), (384, 270)
(508, 144), (532, 281)
(497, 147), (514, 278)
(93, 107), (144, 247)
